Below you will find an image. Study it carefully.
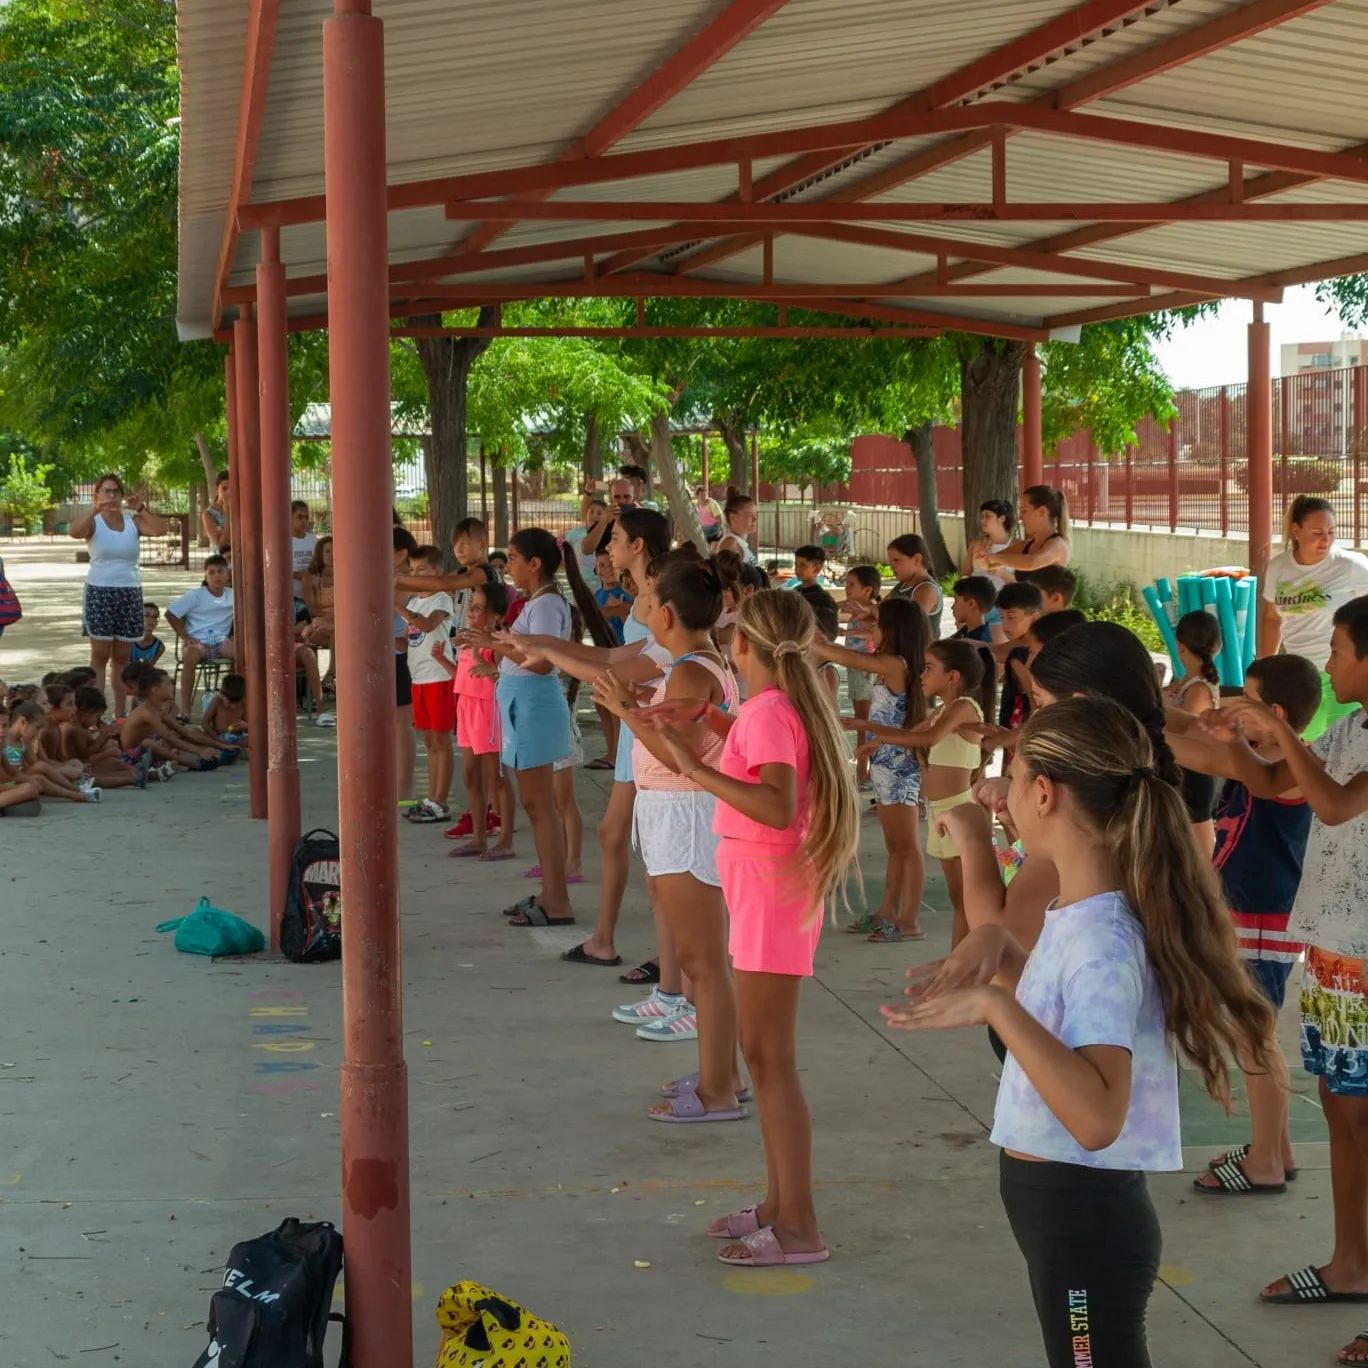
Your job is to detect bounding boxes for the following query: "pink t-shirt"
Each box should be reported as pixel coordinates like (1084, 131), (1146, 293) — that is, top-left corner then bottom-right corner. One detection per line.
(454, 646), (495, 701)
(713, 687), (809, 847)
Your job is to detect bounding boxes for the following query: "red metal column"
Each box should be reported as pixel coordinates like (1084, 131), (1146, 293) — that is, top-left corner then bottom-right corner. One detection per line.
(1124, 444), (1135, 529)
(257, 227), (301, 951)
(1248, 308), (1274, 579)
(1085, 436), (1096, 523)
(323, 3), (411, 1365)
(225, 351), (245, 650)
(232, 314), (268, 820)
(1022, 343), (1043, 489)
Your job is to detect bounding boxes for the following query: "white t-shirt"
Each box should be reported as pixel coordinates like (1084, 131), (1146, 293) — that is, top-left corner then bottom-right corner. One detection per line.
(87, 513), (141, 589)
(501, 590), (571, 677)
(405, 590), (454, 685)
(1290, 713), (1368, 955)
(990, 891), (1182, 1172)
(292, 532), (318, 577)
(1263, 545), (1368, 664)
(168, 585), (236, 644)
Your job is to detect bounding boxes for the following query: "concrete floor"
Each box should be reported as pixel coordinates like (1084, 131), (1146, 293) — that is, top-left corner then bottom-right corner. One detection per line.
(0, 540), (1350, 1367)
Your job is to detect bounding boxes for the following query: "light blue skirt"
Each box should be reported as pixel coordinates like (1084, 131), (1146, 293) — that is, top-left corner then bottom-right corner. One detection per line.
(497, 672), (571, 772)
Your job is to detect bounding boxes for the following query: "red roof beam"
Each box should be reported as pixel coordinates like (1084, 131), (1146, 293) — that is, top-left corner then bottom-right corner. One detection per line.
(400, 277), (1152, 302)
(238, 97), (1368, 233)
(454, 0), (795, 256)
(666, 0), (1336, 276)
(390, 324), (941, 340)
(779, 222), (1281, 302)
(1043, 247), (1368, 329)
(441, 198), (1368, 224)
(210, 0), (280, 329)
(597, 0), (1166, 276)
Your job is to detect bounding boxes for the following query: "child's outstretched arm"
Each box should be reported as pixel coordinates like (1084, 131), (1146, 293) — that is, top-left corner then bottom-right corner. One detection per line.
(843, 698), (974, 749)
(651, 723), (794, 828)
(1229, 702), (1368, 825)
(427, 639), (459, 680)
(885, 982), (1133, 1152)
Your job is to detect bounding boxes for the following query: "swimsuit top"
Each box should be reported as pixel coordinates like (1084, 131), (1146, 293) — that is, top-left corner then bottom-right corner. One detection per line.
(633, 650), (736, 792)
(1013, 534), (1065, 586)
(893, 578), (943, 639)
(927, 698), (984, 771)
(130, 637), (162, 662)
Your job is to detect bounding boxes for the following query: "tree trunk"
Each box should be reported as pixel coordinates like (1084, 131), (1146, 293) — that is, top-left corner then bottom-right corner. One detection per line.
(714, 415), (749, 493)
(904, 421), (954, 577)
(188, 482), (200, 549)
(649, 411), (706, 550)
(415, 306), (497, 558)
(584, 412), (605, 485)
(193, 431), (217, 546)
(492, 460), (509, 548)
(959, 339), (1027, 544)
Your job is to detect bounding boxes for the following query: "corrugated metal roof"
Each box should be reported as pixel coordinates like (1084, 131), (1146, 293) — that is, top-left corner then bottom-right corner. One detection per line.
(178, 0), (1368, 340)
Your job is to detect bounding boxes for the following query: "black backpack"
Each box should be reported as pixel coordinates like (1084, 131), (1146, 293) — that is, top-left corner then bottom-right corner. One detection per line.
(281, 828), (342, 963)
(192, 1218), (348, 1367)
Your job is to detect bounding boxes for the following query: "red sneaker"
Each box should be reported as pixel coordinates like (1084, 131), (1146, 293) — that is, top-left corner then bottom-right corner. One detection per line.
(445, 808), (501, 839)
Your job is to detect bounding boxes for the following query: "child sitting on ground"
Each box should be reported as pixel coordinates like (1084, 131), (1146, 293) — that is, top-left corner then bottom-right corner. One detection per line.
(951, 576), (998, 643)
(121, 666), (220, 771)
(131, 602), (166, 665)
(70, 685), (170, 784)
(47, 684), (149, 790)
(201, 673), (249, 748)
(6, 702), (97, 802)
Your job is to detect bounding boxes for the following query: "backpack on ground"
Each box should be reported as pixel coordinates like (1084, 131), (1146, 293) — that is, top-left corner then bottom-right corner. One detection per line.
(192, 1218), (348, 1368)
(281, 828), (342, 963)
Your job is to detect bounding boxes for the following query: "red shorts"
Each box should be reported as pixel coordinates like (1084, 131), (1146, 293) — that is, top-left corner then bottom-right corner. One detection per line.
(411, 680), (456, 732)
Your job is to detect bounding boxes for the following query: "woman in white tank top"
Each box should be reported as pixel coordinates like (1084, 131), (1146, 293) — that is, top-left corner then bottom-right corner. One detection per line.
(68, 473), (170, 716)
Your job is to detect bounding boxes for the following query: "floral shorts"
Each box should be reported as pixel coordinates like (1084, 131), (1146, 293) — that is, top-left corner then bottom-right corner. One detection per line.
(1301, 945), (1368, 1097)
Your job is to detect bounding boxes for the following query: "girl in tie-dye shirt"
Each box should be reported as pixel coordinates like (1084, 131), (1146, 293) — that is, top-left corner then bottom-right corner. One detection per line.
(884, 697), (1274, 1368)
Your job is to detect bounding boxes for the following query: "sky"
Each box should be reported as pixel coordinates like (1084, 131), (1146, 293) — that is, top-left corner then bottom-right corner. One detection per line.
(1148, 284), (1361, 390)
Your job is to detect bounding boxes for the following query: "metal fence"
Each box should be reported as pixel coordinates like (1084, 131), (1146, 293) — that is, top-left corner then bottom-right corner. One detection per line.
(816, 363), (1368, 546)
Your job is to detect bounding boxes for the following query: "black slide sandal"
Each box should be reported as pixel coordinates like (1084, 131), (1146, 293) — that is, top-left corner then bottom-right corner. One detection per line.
(562, 943), (623, 967)
(509, 902), (576, 928)
(619, 959), (661, 986)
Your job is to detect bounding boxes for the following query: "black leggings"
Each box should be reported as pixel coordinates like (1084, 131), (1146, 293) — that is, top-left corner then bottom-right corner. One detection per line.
(1000, 1153), (1161, 1368)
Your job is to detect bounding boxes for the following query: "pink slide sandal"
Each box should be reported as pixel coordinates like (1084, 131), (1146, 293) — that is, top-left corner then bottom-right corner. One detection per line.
(716, 1227), (829, 1267)
(649, 1092), (745, 1124)
(707, 1207), (761, 1239)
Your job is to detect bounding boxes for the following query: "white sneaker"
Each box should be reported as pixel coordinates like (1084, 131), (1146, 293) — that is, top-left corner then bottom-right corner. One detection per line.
(635, 1003), (698, 1042)
(316, 712), (336, 728)
(83, 787), (102, 803)
(612, 988), (684, 1025)
(77, 775), (96, 794)
(407, 797), (450, 824)
(156, 762), (176, 782)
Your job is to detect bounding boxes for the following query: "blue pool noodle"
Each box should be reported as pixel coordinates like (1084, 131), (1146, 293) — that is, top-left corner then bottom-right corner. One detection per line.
(1143, 584), (1182, 672)
(1241, 576), (1259, 670)
(1212, 577), (1243, 686)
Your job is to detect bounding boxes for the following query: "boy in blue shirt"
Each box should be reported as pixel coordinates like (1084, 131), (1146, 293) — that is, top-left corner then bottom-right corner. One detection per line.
(1170, 652), (1321, 1196)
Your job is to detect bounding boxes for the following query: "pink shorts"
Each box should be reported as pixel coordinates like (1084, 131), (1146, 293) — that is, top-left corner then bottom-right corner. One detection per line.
(719, 838), (822, 977)
(456, 692), (499, 755)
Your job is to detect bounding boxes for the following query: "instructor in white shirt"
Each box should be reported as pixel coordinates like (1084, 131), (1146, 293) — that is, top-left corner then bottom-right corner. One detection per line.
(1260, 494), (1368, 738)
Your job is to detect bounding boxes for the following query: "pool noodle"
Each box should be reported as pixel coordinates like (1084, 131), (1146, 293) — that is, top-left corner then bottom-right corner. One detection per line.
(1142, 584), (1182, 672)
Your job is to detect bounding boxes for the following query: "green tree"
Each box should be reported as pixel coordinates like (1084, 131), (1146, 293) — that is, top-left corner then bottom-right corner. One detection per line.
(0, 451), (55, 531)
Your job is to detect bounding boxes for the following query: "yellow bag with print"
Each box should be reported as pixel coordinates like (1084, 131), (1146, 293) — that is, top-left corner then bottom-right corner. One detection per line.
(433, 1281), (571, 1368)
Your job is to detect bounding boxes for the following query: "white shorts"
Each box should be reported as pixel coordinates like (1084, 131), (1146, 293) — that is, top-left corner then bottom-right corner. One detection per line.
(554, 714), (584, 773)
(631, 788), (721, 885)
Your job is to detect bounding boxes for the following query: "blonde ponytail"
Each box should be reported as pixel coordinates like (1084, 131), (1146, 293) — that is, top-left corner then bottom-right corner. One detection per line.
(734, 591), (861, 918)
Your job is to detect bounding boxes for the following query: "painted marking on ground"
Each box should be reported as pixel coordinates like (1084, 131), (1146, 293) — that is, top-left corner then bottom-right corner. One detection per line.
(721, 1270), (815, 1297)
(1159, 1264), (1197, 1288)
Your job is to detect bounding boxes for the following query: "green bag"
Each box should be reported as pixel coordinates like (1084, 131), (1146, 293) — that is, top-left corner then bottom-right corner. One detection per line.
(156, 897), (266, 958)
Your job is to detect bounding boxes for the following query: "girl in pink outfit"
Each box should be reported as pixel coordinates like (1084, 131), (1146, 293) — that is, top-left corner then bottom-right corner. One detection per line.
(645, 590), (860, 1269)
(431, 582), (515, 860)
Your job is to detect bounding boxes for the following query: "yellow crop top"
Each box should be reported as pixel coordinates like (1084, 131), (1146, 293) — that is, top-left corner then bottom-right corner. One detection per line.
(927, 698), (983, 770)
